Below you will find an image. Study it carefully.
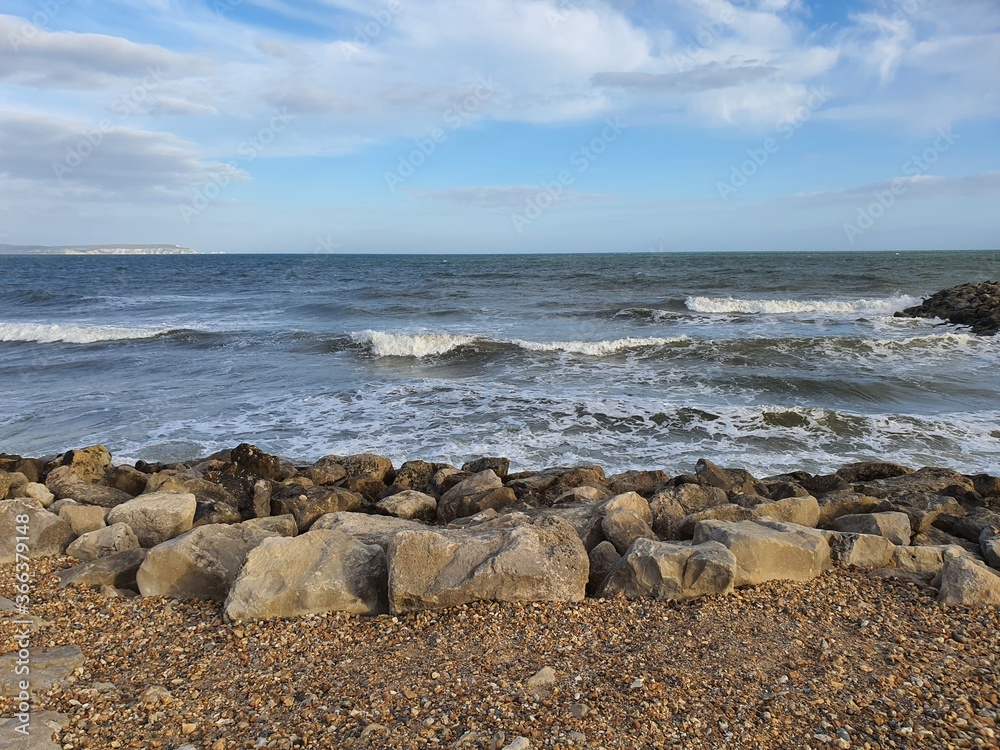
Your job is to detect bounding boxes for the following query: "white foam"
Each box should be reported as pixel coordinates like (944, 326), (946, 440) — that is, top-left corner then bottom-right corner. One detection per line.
(351, 330), (478, 357)
(511, 336), (690, 355)
(352, 330), (691, 358)
(685, 294), (923, 315)
(0, 322), (169, 344)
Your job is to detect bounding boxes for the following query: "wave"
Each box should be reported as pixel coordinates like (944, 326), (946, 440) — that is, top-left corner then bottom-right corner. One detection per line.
(684, 294), (923, 315)
(350, 330), (691, 358)
(0, 322), (175, 344)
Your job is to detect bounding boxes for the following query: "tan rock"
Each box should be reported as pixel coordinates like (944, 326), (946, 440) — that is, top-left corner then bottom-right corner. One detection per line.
(107, 491), (196, 547)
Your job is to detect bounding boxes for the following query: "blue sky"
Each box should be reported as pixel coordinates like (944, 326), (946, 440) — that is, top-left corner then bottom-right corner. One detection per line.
(1, 0), (998, 253)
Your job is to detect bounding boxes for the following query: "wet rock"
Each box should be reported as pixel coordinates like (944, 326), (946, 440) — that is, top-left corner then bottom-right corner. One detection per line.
(896, 280), (1000, 335)
(798, 473), (852, 497)
(691, 458), (758, 494)
(597, 539), (737, 601)
(193, 499), (242, 527)
(271, 485), (364, 532)
(388, 517), (588, 613)
(225, 529), (388, 620)
(382, 460), (438, 496)
(230, 443), (283, 482)
(67, 522), (139, 561)
(106, 491), (196, 547)
(303, 456), (347, 485)
(836, 461), (914, 484)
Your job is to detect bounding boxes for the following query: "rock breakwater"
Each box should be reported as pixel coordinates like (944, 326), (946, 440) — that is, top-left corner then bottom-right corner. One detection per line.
(896, 280), (1000, 335)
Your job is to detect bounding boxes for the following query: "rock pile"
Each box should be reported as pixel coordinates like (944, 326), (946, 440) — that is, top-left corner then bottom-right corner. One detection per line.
(3, 446), (1000, 619)
(896, 280), (1000, 335)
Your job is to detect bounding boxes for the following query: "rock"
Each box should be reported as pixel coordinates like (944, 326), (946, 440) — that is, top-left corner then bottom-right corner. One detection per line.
(892, 545), (960, 576)
(193, 499), (242, 527)
(105, 464), (148, 496)
(981, 528), (1000, 569)
(430, 466), (466, 496)
(375, 490), (436, 522)
(552, 486), (610, 505)
(693, 519), (831, 587)
(601, 508), (656, 555)
(383, 460), (437, 495)
(970, 473), (1000, 498)
(652, 484), (729, 516)
(311, 512), (426, 550)
(691, 458), (757, 494)
(678, 496), (820, 539)
(58, 549), (148, 590)
(858, 467), (976, 502)
(136, 520), (291, 600)
(950, 508), (1000, 542)
(828, 512), (912, 545)
(587, 541), (621, 595)
(935, 552), (1000, 605)
(755, 479), (811, 501)
(106, 490), (196, 547)
(824, 532), (896, 569)
(0, 645), (85, 697)
(22, 482), (54, 507)
(0, 501), (75, 563)
(874, 493), (965, 534)
(753, 495), (820, 527)
(836, 461), (914, 484)
(342, 475), (388, 502)
(66, 522), (139, 561)
(225, 529), (388, 620)
(542, 466), (609, 503)
(503, 739), (532, 750)
(462, 456), (510, 478)
(304, 455), (347, 485)
(252, 479), (272, 518)
(597, 538), (737, 601)
(648, 492), (686, 539)
(798, 473), (852, 496)
(525, 502), (605, 551)
(243, 514), (299, 536)
(602, 492), (652, 525)
(912, 526), (984, 558)
(0, 470), (9, 500)
(0, 710), (68, 749)
(436, 470), (517, 523)
(388, 517), (588, 613)
(525, 666), (556, 692)
(816, 492), (881, 526)
(340, 453), (395, 483)
(677, 505), (756, 539)
(58, 444), (112, 483)
(58, 503), (107, 535)
(230, 443), (283, 482)
(271, 485), (364, 531)
(52, 479), (132, 508)
(607, 469), (670, 498)
(896, 280), (1000, 335)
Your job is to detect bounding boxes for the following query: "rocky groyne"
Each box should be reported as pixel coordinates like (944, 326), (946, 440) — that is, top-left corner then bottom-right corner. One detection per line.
(896, 280), (1000, 335)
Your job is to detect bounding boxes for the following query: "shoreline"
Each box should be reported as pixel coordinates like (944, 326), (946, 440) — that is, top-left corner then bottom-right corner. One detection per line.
(3, 443), (1000, 747)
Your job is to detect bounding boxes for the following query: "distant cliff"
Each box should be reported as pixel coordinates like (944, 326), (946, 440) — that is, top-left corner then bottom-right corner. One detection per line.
(0, 244), (197, 255)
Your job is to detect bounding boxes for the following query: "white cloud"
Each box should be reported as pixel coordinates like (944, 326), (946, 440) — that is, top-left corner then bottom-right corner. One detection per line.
(406, 185), (612, 209)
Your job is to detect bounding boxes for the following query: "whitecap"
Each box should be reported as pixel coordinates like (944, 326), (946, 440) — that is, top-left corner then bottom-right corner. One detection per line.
(0, 321), (171, 344)
(684, 294), (923, 315)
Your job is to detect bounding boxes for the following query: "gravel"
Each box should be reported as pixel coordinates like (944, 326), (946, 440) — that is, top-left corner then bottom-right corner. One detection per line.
(2, 558), (998, 749)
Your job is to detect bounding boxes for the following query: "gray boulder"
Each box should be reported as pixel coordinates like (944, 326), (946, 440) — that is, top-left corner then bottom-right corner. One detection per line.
(874, 492), (965, 534)
(816, 492), (881, 526)
(981, 528), (1000, 569)
(601, 508), (656, 555)
(935, 552), (1000, 606)
(0, 501), (74, 563)
(597, 539), (737, 601)
(827, 512), (912, 545)
(66, 522), (139, 561)
(225, 529), (388, 620)
(693, 519), (831, 587)
(587, 541), (621, 595)
(388, 517), (588, 614)
(824, 531), (895, 569)
(58, 549), (147, 590)
(312, 512), (426, 551)
(58, 503), (107, 535)
(892, 545), (961, 576)
(436, 470), (517, 523)
(136, 520), (292, 600)
(106, 491), (196, 547)
(376, 490), (437, 522)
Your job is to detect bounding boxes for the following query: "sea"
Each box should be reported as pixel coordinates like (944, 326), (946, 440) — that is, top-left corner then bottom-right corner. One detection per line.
(1, 250), (999, 477)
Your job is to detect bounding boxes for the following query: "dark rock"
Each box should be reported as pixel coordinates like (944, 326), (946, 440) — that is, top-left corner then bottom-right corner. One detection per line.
(193, 499), (242, 527)
(544, 466), (608, 504)
(303, 457), (347, 485)
(587, 541), (621, 595)
(462, 457), (510, 478)
(340, 453), (395, 483)
(895, 281), (1000, 335)
(58, 549), (148, 590)
(606, 469), (671, 498)
(271, 485), (365, 531)
(874, 492), (965, 534)
(436, 470), (518, 523)
(383, 460), (439, 495)
(57, 483), (132, 508)
(798, 473), (851, 496)
(17, 457), (43, 484)
(836, 461), (913, 484)
(106, 465), (148, 496)
(970, 474), (1000, 498)
(945, 508), (1000, 543)
(692, 458), (757, 494)
(754, 480), (811, 501)
(342, 475), (388, 503)
(231, 443), (283, 482)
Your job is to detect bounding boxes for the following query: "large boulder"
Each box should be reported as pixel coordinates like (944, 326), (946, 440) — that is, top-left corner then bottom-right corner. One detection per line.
(230, 443), (283, 482)
(340, 453), (395, 483)
(981, 528), (1000, 570)
(606, 469), (671, 498)
(462, 457), (510, 478)
(935, 552), (1000, 606)
(816, 492), (881, 526)
(892, 545), (961, 576)
(693, 519), (831, 587)
(66, 522), (139, 561)
(271, 485), (363, 531)
(388, 517), (588, 613)
(875, 492), (966, 535)
(0, 501), (74, 563)
(45, 465), (131, 506)
(58, 549), (147, 590)
(751, 495), (820, 527)
(827, 512), (912, 545)
(105, 464), (148, 496)
(436, 470), (517, 523)
(597, 539), (737, 601)
(601, 508), (656, 555)
(823, 532), (896, 569)
(58, 503), (107, 535)
(689, 458), (757, 494)
(57, 445), (112, 483)
(106, 491), (196, 547)
(376, 490), (437, 522)
(835, 461), (913, 484)
(312, 512), (426, 551)
(949, 508), (1000, 543)
(651, 483), (729, 516)
(136, 520), (292, 600)
(224, 529), (388, 620)
(587, 541), (621, 595)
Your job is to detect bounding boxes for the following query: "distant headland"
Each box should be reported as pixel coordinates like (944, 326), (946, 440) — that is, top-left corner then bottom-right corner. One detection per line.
(0, 244), (197, 255)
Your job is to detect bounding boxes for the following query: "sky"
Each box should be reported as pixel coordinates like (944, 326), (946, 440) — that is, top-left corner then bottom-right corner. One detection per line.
(0, 0), (998, 254)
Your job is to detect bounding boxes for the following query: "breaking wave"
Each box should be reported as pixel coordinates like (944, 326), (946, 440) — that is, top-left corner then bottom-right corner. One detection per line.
(685, 294), (923, 315)
(0, 322), (174, 344)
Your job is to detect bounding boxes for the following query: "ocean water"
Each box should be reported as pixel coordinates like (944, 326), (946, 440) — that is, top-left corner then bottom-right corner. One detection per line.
(1, 250), (999, 476)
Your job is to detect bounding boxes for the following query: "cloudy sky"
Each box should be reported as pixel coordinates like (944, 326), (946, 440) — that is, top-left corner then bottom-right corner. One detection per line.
(1, 0), (998, 253)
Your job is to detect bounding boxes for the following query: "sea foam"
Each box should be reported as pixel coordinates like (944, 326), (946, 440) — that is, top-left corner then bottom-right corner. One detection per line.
(0, 322), (170, 344)
(685, 294), (923, 315)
